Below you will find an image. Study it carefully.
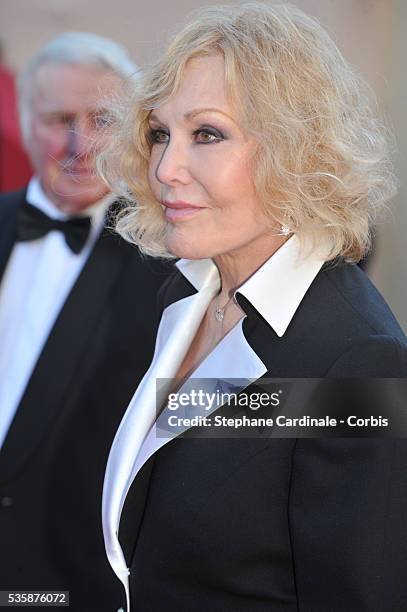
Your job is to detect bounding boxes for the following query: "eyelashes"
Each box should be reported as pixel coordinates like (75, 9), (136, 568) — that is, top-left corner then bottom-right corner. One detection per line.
(148, 128), (169, 144)
(193, 126), (225, 144)
(147, 126), (225, 145)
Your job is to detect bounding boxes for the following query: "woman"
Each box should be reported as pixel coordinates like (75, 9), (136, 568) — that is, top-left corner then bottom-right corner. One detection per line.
(100, 4), (407, 611)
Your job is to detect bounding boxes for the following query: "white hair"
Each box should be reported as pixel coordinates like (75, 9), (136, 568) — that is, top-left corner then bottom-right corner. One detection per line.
(18, 31), (138, 144)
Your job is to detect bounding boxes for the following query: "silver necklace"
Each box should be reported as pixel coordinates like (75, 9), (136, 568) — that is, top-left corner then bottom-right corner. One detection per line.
(214, 293), (235, 322)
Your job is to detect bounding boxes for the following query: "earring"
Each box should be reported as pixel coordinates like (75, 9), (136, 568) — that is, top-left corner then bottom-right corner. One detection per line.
(280, 223), (291, 236)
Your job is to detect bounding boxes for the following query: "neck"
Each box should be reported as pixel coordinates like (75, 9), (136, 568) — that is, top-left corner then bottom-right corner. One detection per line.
(214, 233), (289, 298)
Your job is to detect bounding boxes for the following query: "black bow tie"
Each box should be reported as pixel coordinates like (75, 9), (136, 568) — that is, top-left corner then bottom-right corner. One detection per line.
(16, 202), (92, 254)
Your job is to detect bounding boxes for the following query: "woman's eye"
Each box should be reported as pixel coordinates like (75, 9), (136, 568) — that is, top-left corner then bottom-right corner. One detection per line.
(194, 129), (224, 144)
(148, 129), (169, 144)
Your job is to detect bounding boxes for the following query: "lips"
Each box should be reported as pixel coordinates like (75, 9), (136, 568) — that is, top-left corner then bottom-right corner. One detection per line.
(163, 200), (205, 221)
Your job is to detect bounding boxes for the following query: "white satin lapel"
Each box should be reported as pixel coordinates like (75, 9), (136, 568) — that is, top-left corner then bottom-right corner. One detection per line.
(102, 264), (219, 609)
(136, 317), (267, 461)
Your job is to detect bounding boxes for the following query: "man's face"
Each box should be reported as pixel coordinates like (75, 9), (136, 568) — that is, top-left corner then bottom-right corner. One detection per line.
(27, 63), (120, 213)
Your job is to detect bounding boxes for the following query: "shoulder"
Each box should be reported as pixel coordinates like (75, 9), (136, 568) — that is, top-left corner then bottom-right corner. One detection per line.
(315, 263), (407, 375)
(250, 260), (407, 377)
(0, 188), (26, 219)
(111, 248), (175, 310)
(325, 334), (407, 376)
(319, 261), (405, 338)
(0, 189), (26, 242)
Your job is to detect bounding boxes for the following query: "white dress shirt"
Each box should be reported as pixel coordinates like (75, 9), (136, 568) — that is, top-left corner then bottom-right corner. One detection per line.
(102, 234), (328, 612)
(0, 177), (110, 448)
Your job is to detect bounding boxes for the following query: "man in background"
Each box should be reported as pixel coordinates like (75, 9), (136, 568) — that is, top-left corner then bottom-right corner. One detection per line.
(0, 33), (167, 611)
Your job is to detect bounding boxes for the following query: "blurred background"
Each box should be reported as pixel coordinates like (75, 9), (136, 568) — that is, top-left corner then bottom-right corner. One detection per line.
(1, 0), (406, 331)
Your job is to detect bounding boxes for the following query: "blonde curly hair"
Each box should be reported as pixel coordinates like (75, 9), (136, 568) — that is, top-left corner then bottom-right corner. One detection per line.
(98, 2), (397, 262)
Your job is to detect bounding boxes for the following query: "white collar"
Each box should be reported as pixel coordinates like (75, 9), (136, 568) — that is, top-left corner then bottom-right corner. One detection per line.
(26, 176), (112, 227)
(175, 235), (328, 338)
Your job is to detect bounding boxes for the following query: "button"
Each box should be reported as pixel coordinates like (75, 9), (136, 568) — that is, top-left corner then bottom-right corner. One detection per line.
(1, 496), (13, 507)
(117, 608), (124, 612)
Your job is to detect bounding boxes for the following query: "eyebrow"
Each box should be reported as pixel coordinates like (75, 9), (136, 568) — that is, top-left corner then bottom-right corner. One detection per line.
(149, 107), (235, 123)
(185, 108), (234, 121)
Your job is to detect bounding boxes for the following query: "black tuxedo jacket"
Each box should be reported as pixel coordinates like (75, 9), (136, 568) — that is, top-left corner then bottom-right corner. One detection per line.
(119, 260), (407, 612)
(0, 189), (170, 611)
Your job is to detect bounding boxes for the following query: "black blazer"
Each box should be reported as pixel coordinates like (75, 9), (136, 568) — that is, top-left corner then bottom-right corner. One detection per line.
(119, 260), (407, 612)
(0, 190), (170, 611)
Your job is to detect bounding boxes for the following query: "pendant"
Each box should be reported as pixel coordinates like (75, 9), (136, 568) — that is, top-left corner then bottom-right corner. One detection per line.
(214, 307), (224, 322)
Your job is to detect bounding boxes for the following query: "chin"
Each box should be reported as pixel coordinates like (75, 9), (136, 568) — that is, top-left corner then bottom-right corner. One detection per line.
(165, 232), (212, 260)
(167, 244), (207, 260)
(53, 183), (108, 213)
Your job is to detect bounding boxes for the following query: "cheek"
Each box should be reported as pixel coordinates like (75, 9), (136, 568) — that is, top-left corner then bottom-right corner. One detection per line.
(227, 156), (253, 190)
(209, 169), (255, 216)
(204, 147), (254, 196)
(31, 126), (67, 164)
(147, 151), (160, 196)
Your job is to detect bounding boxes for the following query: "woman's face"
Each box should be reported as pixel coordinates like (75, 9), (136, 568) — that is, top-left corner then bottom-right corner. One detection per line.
(148, 55), (275, 260)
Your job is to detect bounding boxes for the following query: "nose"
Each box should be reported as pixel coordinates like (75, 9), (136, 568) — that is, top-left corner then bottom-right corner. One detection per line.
(154, 139), (191, 186)
(66, 117), (93, 159)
